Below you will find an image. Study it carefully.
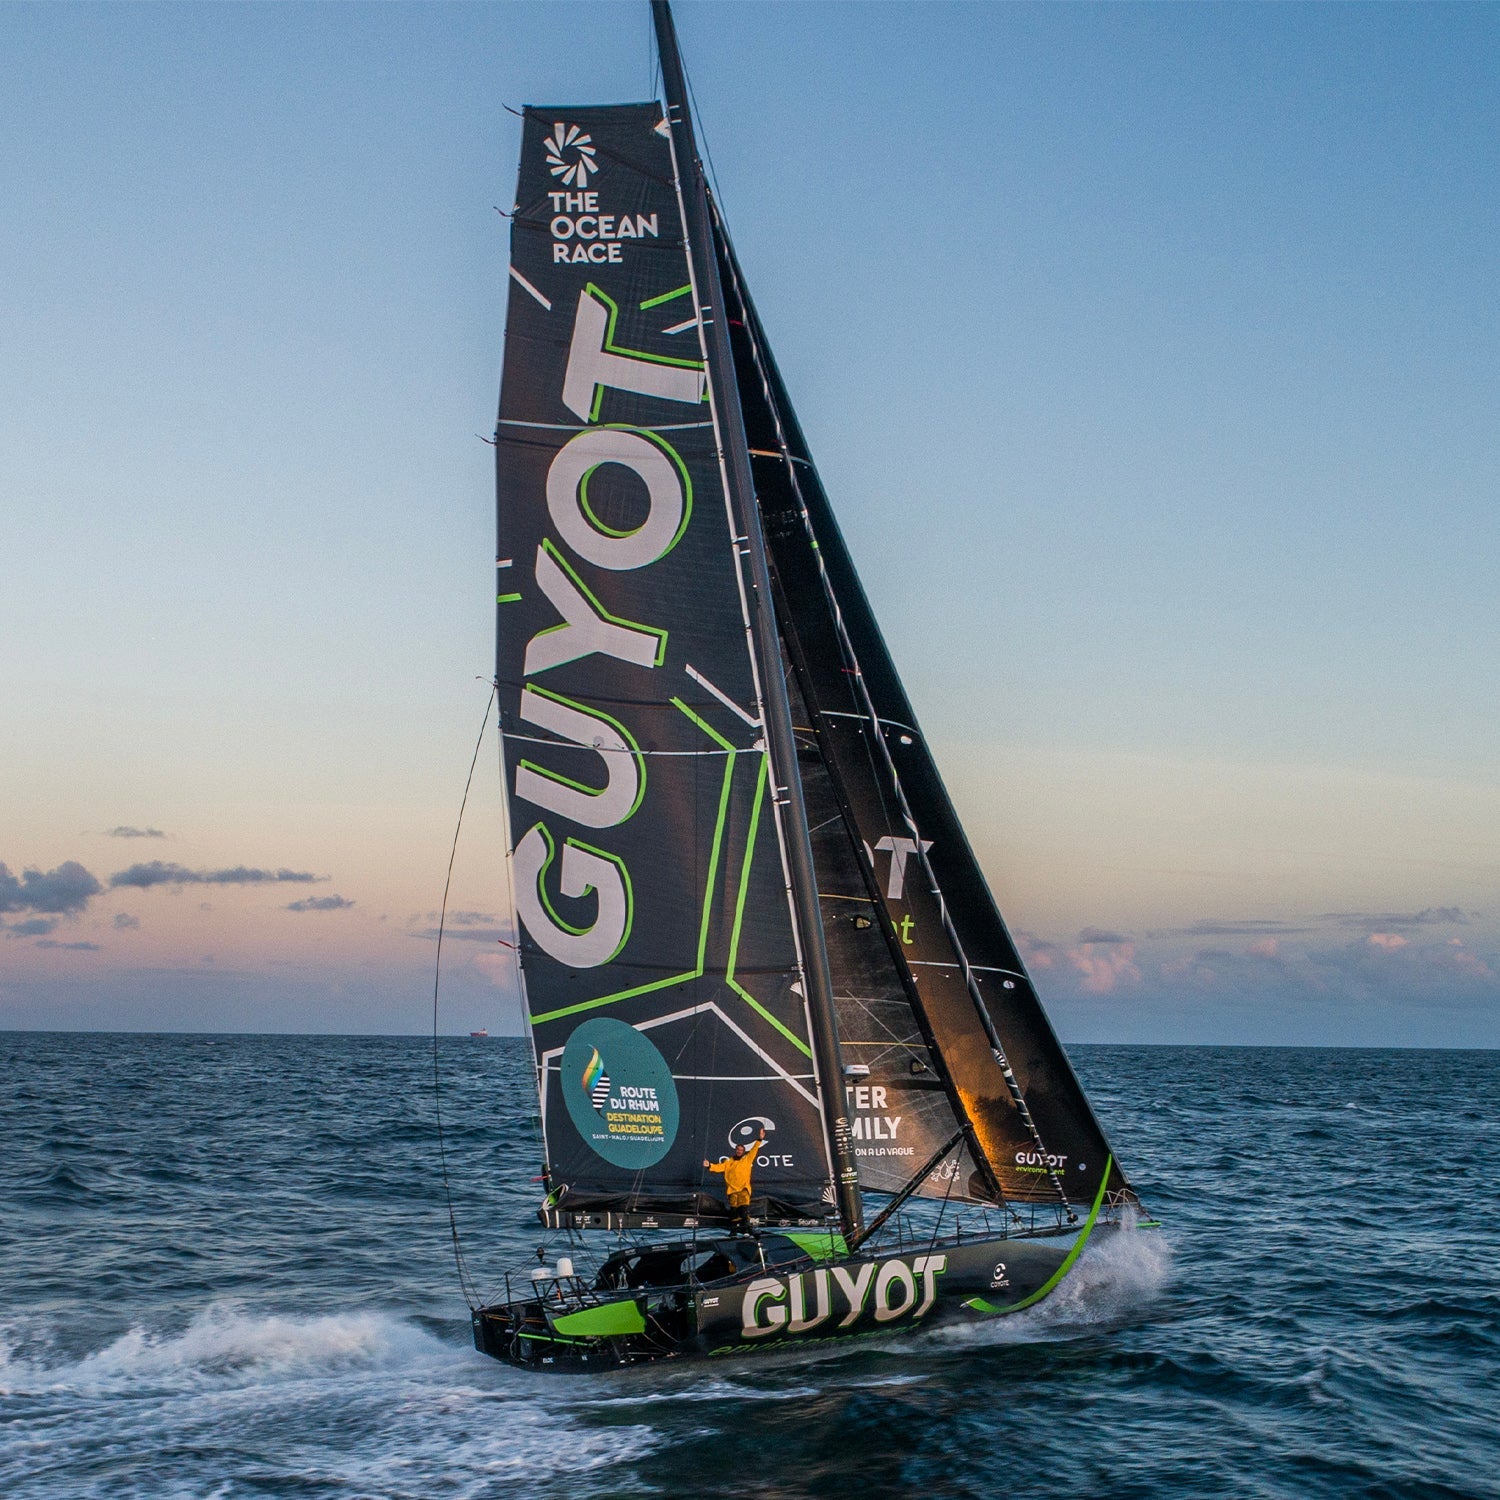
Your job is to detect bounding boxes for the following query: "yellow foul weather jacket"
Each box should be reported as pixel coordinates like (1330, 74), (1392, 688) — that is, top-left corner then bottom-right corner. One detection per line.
(708, 1146), (760, 1203)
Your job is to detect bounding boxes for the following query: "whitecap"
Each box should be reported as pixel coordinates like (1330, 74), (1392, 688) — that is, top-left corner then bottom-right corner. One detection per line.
(0, 1305), (661, 1500)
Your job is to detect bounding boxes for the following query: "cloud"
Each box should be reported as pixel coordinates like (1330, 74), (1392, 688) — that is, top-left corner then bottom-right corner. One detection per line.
(1447, 940), (1496, 981)
(1147, 919), (1314, 938)
(436, 910), (500, 927)
(1321, 908), (1469, 930)
(1015, 930), (1059, 970)
(1161, 953), (1222, 988)
(1077, 927), (1130, 945)
(1155, 929), (1497, 1003)
(285, 895), (355, 913)
(109, 862), (324, 889)
(411, 926), (511, 943)
(113, 912), (141, 930)
(35, 939), (102, 951)
(0, 861), (103, 915)
(1247, 937), (1280, 958)
(6, 917), (59, 938)
(1068, 937), (1142, 995)
(107, 826), (166, 839)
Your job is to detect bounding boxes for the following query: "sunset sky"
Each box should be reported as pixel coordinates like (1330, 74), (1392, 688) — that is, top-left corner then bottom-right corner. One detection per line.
(3, 2), (1496, 1046)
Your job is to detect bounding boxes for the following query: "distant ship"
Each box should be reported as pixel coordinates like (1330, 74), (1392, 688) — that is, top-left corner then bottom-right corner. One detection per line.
(469, 1029), (489, 1039)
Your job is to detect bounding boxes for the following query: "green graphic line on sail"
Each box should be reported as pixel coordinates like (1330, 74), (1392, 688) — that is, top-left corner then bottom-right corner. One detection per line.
(726, 752), (814, 1060)
(527, 699), (813, 1060)
(639, 284), (692, 309)
(961, 1155), (1113, 1316)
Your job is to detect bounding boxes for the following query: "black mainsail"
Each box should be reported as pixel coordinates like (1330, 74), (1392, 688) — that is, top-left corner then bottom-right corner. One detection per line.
(495, 102), (845, 1228)
(494, 3), (1132, 1244)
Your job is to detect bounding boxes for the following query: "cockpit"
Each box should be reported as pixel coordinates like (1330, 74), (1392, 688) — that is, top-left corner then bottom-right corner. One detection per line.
(593, 1236), (815, 1293)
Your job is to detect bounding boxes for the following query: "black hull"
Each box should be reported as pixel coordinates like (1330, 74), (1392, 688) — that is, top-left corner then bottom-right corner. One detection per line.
(474, 1223), (1115, 1371)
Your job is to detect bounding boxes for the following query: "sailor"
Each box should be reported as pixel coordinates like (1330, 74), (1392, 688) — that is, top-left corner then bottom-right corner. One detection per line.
(703, 1133), (765, 1235)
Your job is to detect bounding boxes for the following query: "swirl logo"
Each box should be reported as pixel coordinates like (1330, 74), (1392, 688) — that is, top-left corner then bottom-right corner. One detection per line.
(581, 1046), (612, 1113)
(545, 122), (598, 188)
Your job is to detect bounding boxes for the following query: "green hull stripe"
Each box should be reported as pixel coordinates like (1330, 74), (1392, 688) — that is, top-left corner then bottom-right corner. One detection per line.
(962, 1155), (1114, 1316)
(551, 1298), (647, 1337)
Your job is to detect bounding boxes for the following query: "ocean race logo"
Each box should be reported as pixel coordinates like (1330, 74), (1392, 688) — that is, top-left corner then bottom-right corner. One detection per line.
(561, 1017), (680, 1168)
(544, 123), (598, 188)
(542, 122), (661, 267)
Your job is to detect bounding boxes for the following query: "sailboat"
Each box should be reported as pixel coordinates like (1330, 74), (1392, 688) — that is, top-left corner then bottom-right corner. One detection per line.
(472, 0), (1150, 1370)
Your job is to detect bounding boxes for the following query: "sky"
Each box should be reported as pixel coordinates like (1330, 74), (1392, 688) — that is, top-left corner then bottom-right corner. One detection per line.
(2, 1), (1496, 1046)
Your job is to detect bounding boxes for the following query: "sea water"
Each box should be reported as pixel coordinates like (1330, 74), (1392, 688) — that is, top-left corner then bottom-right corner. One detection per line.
(2, 1033), (1495, 1499)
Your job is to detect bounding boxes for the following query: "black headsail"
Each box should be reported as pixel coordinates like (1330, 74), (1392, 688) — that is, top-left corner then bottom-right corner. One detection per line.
(711, 204), (1136, 1215)
(495, 100), (845, 1229)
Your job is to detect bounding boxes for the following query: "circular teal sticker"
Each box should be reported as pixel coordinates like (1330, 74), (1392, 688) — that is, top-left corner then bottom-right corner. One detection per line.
(560, 1018), (680, 1169)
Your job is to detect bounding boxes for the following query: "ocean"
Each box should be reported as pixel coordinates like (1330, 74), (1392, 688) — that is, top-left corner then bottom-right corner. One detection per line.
(2, 1033), (1495, 1499)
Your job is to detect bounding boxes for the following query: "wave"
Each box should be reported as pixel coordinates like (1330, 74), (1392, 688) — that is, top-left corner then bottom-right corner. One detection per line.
(0, 1305), (662, 1500)
(0, 1303), (456, 1397)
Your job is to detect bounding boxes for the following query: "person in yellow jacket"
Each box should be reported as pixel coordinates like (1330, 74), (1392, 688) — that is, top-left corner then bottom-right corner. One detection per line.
(703, 1133), (765, 1235)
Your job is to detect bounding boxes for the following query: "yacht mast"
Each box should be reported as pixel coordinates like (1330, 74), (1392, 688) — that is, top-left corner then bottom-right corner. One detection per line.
(652, 0), (863, 1239)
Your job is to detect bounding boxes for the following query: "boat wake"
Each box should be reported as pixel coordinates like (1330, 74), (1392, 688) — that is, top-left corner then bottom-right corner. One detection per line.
(0, 1304), (661, 1500)
(0, 1303), (451, 1397)
(926, 1224), (1174, 1350)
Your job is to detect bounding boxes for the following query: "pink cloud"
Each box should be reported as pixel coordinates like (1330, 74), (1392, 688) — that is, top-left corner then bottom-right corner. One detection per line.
(1015, 931), (1058, 970)
(472, 949), (522, 987)
(1248, 937), (1279, 958)
(1367, 933), (1408, 951)
(1068, 939), (1141, 995)
(1447, 940), (1495, 980)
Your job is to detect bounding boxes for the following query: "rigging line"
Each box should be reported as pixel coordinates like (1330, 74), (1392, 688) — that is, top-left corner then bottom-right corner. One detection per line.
(926, 1132), (960, 1259)
(431, 681), (498, 1313)
(680, 43), (730, 239)
(715, 215), (1072, 1217)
